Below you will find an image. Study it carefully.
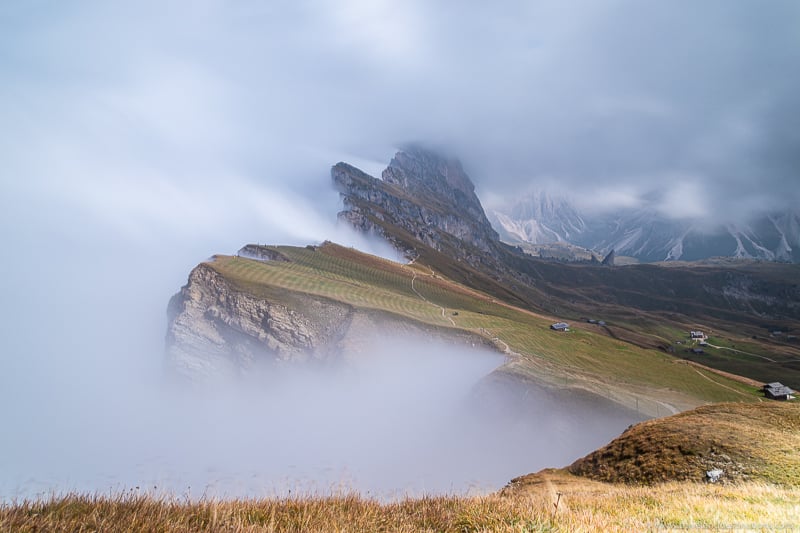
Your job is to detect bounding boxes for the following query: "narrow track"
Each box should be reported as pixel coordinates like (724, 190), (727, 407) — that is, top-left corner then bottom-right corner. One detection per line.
(704, 342), (776, 363)
(405, 258), (456, 326)
(690, 366), (760, 400)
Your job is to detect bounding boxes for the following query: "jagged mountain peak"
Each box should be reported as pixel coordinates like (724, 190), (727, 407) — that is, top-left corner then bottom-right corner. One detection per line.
(384, 147), (476, 201)
(333, 147), (500, 260)
(381, 146), (493, 229)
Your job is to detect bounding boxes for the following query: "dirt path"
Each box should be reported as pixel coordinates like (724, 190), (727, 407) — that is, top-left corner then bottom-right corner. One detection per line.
(489, 335), (522, 358)
(704, 343), (776, 363)
(405, 258), (456, 327)
(689, 366), (761, 400)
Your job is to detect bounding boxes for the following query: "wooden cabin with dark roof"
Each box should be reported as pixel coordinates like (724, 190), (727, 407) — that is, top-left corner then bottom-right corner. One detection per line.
(763, 382), (795, 401)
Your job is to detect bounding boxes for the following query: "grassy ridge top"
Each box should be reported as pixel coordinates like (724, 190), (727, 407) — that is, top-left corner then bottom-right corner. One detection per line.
(207, 243), (759, 415)
(568, 401), (800, 485)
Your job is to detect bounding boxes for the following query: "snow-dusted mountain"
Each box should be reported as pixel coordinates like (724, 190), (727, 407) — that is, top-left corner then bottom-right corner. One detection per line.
(492, 191), (587, 244)
(490, 193), (800, 263)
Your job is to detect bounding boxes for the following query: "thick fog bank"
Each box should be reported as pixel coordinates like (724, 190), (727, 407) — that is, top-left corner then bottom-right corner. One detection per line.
(1, 331), (641, 501)
(0, 191), (638, 501)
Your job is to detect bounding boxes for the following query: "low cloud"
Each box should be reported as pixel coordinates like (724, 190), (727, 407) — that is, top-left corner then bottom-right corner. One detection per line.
(1, 334), (638, 500)
(654, 179), (709, 220)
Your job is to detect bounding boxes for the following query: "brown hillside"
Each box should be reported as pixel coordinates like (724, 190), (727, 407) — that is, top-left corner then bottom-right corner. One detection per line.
(568, 401), (800, 486)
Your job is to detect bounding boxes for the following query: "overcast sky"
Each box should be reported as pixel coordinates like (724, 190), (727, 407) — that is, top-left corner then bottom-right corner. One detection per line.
(3, 0), (799, 234)
(0, 0), (798, 497)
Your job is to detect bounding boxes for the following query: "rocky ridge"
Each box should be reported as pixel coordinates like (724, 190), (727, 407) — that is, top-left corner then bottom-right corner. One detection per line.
(333, 146), (501, 262)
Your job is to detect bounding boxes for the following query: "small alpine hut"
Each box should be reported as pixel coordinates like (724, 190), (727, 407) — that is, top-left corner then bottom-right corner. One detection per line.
(551, 322), (570, 332)
(763, 382), (795, 401)
(690, 330), (707, 341)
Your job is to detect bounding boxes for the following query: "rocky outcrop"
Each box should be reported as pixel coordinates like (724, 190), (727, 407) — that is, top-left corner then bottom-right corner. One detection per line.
(237, 244), (291, 262)
(333, 146), (500, 260)
(166, 263), (353, 379)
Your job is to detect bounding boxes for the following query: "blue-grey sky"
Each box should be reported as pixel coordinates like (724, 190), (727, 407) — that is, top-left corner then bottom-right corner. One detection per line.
(3, 0), (798, 233)
(0, 0), (799, 498)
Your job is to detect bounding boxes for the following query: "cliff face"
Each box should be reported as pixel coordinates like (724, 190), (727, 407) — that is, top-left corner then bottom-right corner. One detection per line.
(166, 262), (353, 379)
(333, 147), (500, 259)
(165, 255), (493, 379)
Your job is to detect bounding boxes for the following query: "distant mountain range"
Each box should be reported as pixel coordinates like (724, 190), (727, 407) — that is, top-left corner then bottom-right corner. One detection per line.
(489, 192), (800, 263)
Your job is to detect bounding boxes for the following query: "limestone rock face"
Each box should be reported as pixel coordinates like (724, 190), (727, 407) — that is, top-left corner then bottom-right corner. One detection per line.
(165, 260), (494, 379)
(381, 150), (491, 233)
(165, 263), (352, 379)
(333, 146), (500, 259)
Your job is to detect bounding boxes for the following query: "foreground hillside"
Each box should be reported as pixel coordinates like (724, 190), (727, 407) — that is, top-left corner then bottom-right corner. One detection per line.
(549, 401), (800, 486)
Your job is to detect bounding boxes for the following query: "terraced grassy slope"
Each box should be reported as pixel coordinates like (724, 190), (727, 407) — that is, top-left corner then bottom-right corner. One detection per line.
(207, 243), (759, 416)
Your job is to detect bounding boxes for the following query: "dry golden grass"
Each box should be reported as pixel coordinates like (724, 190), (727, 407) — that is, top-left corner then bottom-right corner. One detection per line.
(570, 401), (800, 486)
(505, 470), (800, 532)
(0, 492), (548, 532)
(3, 477), (798, 532)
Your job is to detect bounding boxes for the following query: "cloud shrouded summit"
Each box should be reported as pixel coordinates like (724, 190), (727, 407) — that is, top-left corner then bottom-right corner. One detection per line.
(1, 1), (799, 390)
(2, 0), (798, 233)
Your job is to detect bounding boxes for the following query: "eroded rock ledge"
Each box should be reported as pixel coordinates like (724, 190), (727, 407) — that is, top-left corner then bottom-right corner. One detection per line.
(165, 259), (496, 380)
(166, 262), (353, 378)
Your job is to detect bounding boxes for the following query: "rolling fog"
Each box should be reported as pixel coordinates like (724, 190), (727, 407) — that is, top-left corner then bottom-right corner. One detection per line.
(11, 0), (794, 501)
(1, 315), (640, 501)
